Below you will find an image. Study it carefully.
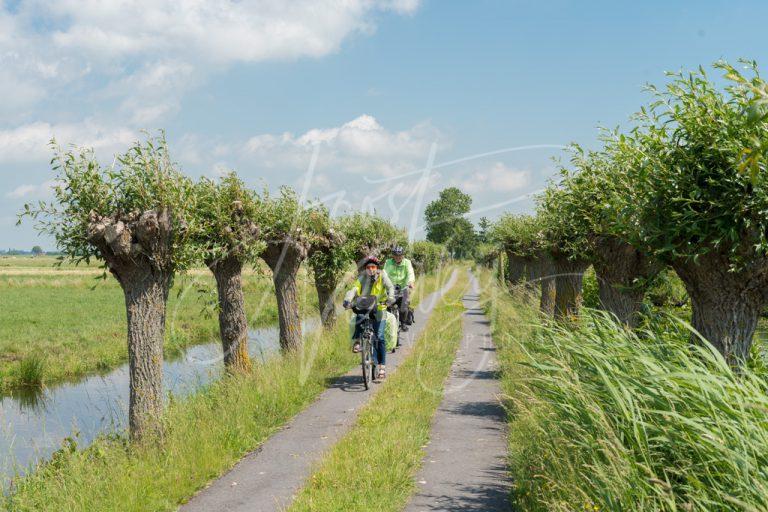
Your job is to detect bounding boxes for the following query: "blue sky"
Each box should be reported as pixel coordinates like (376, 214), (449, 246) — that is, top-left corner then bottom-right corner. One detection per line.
(1, 0), (766, 249)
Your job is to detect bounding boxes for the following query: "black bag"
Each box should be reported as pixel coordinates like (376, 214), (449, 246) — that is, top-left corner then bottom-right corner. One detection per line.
(352, 295), (377, 315)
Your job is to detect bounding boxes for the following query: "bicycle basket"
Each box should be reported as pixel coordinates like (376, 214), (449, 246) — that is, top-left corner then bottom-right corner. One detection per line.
(352, 295), (377, 315)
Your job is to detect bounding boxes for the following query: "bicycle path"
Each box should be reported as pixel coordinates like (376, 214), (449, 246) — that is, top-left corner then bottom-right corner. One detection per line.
(404, 270), (510, 511)
(180, 269), (458, 512)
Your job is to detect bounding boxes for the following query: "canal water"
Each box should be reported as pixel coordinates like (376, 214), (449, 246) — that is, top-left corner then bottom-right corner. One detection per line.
(0, 319), (319, 486)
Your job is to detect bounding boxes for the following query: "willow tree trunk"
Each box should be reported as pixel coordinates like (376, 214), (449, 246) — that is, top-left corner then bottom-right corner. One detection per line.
(209, 256), (251, 372)
(592, 236), (660, 328)
(505, 251), (526, 286)
(314, 267), (339, 329)
(497, 252), (505, 284)
(536, 255), (556, 316)
(122, 267), (170, 441)
(523, 255), (540, 296)
(87, 208), (176, 442)
(261, 242), (306, 352)
(552, 256), (589, 320)
(673, 251), (768, 366)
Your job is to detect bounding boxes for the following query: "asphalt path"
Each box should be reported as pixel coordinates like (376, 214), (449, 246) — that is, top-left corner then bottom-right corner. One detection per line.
(180, 269), (459, 512)
(404, 271), (511, 512)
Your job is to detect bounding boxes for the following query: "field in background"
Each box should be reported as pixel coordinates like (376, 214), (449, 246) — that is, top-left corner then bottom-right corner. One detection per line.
(0, 256), (317, 390)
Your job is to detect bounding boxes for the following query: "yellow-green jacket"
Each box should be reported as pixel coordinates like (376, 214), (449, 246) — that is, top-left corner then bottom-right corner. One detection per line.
(383, 258), (415, 288)
(344, 270), (395, 313)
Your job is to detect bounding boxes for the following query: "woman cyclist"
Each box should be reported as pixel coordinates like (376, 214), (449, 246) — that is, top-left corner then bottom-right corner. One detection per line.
(343, 256), (395, 379)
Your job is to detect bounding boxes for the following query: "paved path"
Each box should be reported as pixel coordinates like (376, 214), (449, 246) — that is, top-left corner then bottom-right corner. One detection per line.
(180, 269), (458, 512)
(404, 270), (510, 512)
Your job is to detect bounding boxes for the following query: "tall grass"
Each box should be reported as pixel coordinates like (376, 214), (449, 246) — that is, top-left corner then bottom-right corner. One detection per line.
(16, 355), (45, 388)
(479, 269), (768, 511)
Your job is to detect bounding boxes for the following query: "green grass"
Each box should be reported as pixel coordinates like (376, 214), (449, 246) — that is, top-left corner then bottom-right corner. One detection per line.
(287, 268), (468, 512)
(16, 355), (45, 388)
(0, 262), (318, 391)
(477, 268), (768, 512)
(4, 269), (455, 511)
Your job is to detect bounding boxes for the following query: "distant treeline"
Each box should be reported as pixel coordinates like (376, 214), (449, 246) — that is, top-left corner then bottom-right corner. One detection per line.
(1, 248), (61, 256)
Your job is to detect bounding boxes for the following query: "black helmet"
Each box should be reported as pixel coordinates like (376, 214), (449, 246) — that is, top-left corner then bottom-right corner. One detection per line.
(363, 255), (381, 267)
(392, 245), (405, 256)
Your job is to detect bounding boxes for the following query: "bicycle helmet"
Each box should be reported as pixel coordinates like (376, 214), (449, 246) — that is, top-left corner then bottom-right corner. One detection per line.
(362, 255), (381, 267)
(392, 245), (405, 256)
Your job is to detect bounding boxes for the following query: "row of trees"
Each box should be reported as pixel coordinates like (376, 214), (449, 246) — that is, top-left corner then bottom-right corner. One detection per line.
(485, 60), (768, 368)
(22, 136), (442, 440)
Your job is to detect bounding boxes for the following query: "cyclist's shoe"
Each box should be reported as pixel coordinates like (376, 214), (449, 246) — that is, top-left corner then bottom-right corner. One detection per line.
(352, 341), (361, 353)
(401, 325), (409, 332)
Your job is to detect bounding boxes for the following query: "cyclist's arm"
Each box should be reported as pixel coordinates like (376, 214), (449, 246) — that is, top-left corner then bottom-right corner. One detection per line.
(406, 259), (416, 287)
(343, 282), (360, 304)
(381, 271), (395, 304)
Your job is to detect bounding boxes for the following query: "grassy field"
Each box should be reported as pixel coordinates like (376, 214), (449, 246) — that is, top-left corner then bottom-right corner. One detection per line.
(477, 268), (768, 511)
(0, 256), (318, 391)
(3, 267), (456, 511)
(288, 269), (468, 512)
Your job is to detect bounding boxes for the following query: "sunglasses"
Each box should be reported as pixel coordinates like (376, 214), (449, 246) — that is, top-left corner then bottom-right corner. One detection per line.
(365, 264), (378, 269)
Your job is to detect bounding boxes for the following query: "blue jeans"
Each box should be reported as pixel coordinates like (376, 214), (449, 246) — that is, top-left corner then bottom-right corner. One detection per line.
(353, 314), (387, 365)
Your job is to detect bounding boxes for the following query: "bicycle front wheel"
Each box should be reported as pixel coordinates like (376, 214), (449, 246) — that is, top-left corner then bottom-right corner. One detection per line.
(361, 334), (372, 390)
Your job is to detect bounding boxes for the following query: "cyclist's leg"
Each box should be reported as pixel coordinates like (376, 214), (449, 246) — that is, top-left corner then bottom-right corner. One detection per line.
(351, 314), (363, 352)
(400, 287), (410, 328)
(374, 318), (387, 366)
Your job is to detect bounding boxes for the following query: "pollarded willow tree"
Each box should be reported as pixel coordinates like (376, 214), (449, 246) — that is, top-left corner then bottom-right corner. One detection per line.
(409, 240), (447, 276)
(537, 184), (592, 320)
(308, 212), (405, 329)
(307, 211), (347, 329)
(21, 135), (194, 440)
(339, 212), (407, 270)
(553, 146), (661, 327)
(190, 172), (262, 371)
(612, 61), (768, 364)
(257, 187), (326, 351)
(473, 242), (498, 269)
(490, 214), (554, 315)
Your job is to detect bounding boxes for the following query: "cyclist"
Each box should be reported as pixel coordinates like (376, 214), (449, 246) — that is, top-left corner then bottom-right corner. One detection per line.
(383, 245), (415, 332)
(343, 256), (395, 379)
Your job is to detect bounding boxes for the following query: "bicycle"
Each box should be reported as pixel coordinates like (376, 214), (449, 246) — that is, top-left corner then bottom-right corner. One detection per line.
(388, 285), (414, 352)
(351, 295), (379, 390)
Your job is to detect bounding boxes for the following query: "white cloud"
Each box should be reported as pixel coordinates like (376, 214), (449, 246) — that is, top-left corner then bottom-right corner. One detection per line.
(0, 1), (422, 121)
(0, 121), (136, 164)
(42, 0), (420, 63)
(6, 180), (59, 199)
(240, 114), (441, 177)
(455, 162), (530, 194)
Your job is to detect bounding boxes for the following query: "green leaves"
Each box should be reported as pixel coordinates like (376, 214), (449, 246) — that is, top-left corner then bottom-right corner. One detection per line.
(409, 240), (446, 275)
(20, 133), (196, 272)
(189, 172), (264, 266)
(489, 213), (545, 258)
(611, 60), (768, 270)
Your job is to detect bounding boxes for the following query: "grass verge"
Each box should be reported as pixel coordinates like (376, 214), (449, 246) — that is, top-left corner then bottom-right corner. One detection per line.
(4, 269), (455, 511)
(287, 268), (468, 512)
(476, 268), (768, 512)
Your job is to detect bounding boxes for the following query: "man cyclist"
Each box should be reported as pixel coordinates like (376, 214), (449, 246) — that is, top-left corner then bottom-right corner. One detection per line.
(343, 256), (395, 380)
(383, 245), (415, 333)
